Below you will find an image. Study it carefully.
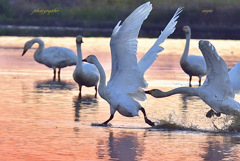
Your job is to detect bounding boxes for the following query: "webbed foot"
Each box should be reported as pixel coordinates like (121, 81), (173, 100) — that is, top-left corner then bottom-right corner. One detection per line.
(206, 109), (221, 118)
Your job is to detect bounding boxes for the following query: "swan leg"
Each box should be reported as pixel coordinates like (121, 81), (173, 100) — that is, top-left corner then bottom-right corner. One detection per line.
(53, 69), (56, 80)
(189, 76), (192, 87)
(199, 78), (202, 86)
(102, 114), (114, 126)
(78, 86), (82, 100)
(140, 107), (155, 126)
(58, 68), (61, 79)
(94, 85), (98, 98)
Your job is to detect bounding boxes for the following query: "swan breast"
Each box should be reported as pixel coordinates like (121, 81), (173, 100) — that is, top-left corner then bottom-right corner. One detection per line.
(181, 55), (207, 76)
(73, 63), (99, 87)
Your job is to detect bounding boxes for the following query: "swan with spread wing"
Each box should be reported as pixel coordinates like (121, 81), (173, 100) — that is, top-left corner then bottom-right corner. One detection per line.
(83, 2), (182, 126)
(146, 40), (240, 118)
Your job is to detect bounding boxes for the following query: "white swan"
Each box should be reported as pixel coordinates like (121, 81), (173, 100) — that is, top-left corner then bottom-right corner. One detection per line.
(22, 38), (77, 79)
(229, 61), (240, 94)
(180, 26), (207, 87)
(73, 35), (100, 98)
(83, 2), (182, 126)
(146, 40), (240, 118)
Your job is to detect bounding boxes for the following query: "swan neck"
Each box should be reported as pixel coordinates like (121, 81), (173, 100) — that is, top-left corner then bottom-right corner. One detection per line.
(34, 38), (45, 53)
(181, 32), (191, 62)
(93, 59), (106, 89)
(32, 38), (44, 61)
(160, 87), (198, 98)
(76, 43), (83, 66)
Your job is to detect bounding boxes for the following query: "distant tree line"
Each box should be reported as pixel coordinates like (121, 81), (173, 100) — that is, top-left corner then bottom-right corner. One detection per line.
(0, 0), (240, 39)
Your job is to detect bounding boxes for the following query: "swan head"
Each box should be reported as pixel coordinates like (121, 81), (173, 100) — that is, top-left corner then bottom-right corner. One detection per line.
(198, 40), (221, 62)
(183, 26), (191, 34)
(76, 35), (84, 44)
(145, 89), (164, 98)
(82, 55), (98, 64)
(22, 40), (34, 56)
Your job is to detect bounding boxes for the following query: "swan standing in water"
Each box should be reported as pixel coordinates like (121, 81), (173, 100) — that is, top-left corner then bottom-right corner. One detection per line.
(22, 38), (77, 79)
(180, 26), (206, 87)
(146, 40), (240, 118)
(73, 35), (100, 98)
(83, 2), (182, 126)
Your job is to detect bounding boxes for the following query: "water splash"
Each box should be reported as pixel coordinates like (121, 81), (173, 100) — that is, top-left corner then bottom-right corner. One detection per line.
(151, 113), (240, 133)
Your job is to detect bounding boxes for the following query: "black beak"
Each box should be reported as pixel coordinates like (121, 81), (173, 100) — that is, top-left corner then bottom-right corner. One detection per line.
(22, 49), (27, 56)
(145, 90), (151, 94)
(82, 59), (87, 62)
(76, 39), (84, 44)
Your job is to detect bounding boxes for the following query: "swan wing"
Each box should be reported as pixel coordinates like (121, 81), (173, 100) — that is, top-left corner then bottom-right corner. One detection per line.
(229, 61), (240, 94)
(107, 2), (152, 99)
(138, 7), (183, 74)
(198, 40), (234, 98)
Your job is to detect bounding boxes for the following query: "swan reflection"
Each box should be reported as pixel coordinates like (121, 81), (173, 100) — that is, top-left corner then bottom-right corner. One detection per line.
(202, 136), (238, 160)
(34, 79), (76, 91)
(96, 130), (145, 161)
(73, 95), (98, 122)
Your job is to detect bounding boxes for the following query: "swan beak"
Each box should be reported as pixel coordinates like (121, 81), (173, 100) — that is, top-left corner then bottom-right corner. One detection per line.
(182, 27), (186, 31)
(22, 48), (27, 56)
(145, 90), (152, 94)
(76, 39), (84, 44)
(82, 56), (89, 62)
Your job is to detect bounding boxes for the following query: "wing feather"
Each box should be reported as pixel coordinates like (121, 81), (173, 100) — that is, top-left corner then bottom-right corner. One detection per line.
(138, 7), (183, 74)
(107, 2), (152, 97)
(229, 61), (240, 94)
(199, 40), (234, 98)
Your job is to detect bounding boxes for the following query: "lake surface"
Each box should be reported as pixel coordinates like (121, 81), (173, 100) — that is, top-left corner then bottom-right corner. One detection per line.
(1, 36), (240, 161)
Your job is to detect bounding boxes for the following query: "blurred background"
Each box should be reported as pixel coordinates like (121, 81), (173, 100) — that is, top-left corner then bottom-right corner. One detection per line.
(0, 0), (240, 39)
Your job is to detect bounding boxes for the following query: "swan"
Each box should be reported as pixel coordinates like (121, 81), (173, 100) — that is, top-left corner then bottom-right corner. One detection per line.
(180, 26), (207, 87)
(229, 61), (240, 94)
(83, 2), (182, 126)
(146, 40), (240, 118)
(22, 38), (77, 79)
(73, 35), (100, 98)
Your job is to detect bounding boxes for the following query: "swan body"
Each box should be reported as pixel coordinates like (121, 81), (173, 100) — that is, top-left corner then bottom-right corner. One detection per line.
(83, 2), (182, 126)
(73, 35), (100, 98)
(22, 38), (77, 79)
(146, 40), (240, 118)
(181, 26), (207, 87)
(229, 61), (240, 94)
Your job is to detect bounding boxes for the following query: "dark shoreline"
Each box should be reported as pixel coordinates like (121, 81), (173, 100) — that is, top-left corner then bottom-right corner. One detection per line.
(0, 25), (239, 40)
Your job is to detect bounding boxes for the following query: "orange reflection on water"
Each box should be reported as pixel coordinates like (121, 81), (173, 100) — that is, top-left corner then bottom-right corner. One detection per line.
(0, 37), (240, 160)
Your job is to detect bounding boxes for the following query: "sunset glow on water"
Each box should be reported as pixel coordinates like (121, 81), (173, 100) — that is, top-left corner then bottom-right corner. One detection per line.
(1, 37), (240, 160)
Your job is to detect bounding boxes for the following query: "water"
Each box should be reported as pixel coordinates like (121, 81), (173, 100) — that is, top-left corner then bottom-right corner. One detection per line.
(1, 36), (240, 160)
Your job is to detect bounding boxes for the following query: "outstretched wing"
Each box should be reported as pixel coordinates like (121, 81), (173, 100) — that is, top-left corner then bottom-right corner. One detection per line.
(198, 40), (234, 98)
(138, 7), (183, 75)
(229, 61), (240, 94)
(107, 2), (152, 99)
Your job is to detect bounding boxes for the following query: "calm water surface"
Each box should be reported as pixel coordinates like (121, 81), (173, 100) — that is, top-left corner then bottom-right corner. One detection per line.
(1, 36), (240, 161)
